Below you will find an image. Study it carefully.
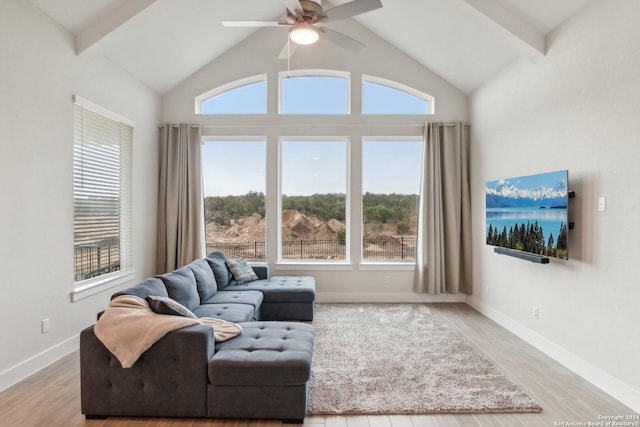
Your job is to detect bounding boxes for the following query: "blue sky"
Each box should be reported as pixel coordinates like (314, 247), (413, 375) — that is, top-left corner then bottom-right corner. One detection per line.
(201, 76), (425, 197)
(201, 76), (429, 115)
(201, 81), (266, 114)
(362, 140), (423, 194)
(202, 139), (423, 197)
(202, 140), (266, 196)
(281, 140), (347, 195)
(281, 77), (348, 114)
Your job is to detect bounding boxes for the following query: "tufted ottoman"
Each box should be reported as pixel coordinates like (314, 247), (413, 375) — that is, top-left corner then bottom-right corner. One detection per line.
(207, 321), (315, 422)
(230, 276), (316, 321)
(225, 276), (316, 321)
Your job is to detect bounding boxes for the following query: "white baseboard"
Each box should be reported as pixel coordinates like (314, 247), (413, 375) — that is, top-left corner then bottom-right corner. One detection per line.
(317, 292), (467, 303)
(0, 334), (79, 393)
(467, 299), (640, 413)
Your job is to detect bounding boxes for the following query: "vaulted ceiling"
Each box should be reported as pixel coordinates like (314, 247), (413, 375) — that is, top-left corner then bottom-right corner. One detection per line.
(29, 0), (593, 95)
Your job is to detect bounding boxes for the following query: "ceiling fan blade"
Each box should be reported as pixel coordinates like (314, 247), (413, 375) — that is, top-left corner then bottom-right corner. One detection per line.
(285, 0), (304, 17)
(278, 40), (298, 60)
(320, 27), (366, 51)
(321, 0), (382, 22)
(221, 20), (290, 27)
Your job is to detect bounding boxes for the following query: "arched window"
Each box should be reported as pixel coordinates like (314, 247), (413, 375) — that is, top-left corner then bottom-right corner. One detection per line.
(196, 74), (267, 114)
(362, 75), (433, 114)
(279, 70), (350, 115)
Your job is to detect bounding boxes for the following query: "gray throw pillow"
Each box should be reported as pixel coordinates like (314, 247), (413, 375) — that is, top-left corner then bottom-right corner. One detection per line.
(147, 296), (197, 319)
(226, 258), (259, 284)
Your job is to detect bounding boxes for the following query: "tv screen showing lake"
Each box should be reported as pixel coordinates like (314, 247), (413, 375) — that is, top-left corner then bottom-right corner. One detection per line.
(486, 170), (569, 260)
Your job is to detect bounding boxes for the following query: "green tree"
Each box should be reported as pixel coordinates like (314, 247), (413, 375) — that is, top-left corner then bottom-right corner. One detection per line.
(396, 222), (409, 235)
(204, 192), (265, 225)
(547, 233), (555, 256)
(283, 193), (346, 221)
(487, 224), (494, 244)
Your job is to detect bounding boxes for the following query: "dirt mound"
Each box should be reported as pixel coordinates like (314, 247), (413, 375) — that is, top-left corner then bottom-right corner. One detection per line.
(287, 216), (316, 239)
(281, 209), (303, 224)
(311, 219), (344, 240)
(207, 210), (344, 242)
(207, 213), (265, 243)
(282, 210), (344, 241)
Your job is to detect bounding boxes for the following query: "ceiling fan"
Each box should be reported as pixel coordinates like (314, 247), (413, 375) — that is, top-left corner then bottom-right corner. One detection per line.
(221, 0), (383, 59)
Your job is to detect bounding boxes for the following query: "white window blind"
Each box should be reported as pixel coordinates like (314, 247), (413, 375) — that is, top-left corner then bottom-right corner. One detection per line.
(73, 97), (133, 285)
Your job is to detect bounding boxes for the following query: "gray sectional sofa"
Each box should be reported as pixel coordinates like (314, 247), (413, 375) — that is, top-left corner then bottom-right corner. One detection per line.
(80, 251), (316, 422)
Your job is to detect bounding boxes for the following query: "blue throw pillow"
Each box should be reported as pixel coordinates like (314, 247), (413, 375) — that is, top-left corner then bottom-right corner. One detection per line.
(205, 252), (232, 289)
(157, 266), (200, 311)
(187, 258), (218, 301)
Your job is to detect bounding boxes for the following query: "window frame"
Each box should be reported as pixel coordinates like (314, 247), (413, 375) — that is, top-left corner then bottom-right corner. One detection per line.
(195, 74), (268, 115)
(195, 70), (435, 269)
(278, 69), (351, 115)
(362, 74), (435, 115)
(277, 136), (351, 266)
(71, 95), (135, 302)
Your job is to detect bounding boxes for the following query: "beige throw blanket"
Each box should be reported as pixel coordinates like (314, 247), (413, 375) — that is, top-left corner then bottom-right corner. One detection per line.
(94, 295), (242, 368)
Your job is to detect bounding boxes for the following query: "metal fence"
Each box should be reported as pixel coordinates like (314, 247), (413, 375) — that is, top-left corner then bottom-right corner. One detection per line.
(73, 236), (416, 280)
(362, 237), (416, 261)
(74, 238), (121, 281)
(281, 239), (347, 260)
(206, 237), (416, 261)
(206, 241), (266, 260)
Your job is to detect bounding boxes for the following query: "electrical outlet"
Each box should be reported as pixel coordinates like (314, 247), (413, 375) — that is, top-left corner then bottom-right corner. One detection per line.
(598, 196), (606, 212)
(384, 275), (391, 285)
(532, 306), (539, 320)
(42, 318), (50, 334)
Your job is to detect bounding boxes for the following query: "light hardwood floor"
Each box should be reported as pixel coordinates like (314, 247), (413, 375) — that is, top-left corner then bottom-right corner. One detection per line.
(0, 303), (636, 427)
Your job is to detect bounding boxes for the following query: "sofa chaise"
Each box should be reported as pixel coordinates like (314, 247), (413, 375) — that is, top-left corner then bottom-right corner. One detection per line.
(80, 251), (316, 422)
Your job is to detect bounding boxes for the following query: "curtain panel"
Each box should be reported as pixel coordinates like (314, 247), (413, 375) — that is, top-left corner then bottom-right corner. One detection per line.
(157, 124), (205, 274)
(414, 122), (472, 294)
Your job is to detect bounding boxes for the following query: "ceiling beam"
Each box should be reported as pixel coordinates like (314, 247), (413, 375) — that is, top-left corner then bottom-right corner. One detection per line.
(461, 0), (545, 60)
(76, 0), (158, 56)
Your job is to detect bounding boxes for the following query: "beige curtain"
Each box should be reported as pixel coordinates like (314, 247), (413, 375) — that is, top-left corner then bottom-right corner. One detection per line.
(157, 124), (205, 274)
(414, 122), (472, 294)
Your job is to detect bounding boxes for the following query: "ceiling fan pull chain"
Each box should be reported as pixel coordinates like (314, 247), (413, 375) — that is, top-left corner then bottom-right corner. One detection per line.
(287, 38), (291, 77)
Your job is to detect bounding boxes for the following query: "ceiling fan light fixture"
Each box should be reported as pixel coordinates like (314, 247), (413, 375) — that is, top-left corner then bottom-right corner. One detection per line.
(289, 22), (319, 45)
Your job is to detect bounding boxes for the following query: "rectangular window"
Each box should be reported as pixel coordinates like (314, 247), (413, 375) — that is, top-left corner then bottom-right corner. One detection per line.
(362, 138), (423, 262)
(280, 139), (348, 261)
(73, 97), (133, 288)
(279, 70), (350, 115)
(202, 139), (267, 260)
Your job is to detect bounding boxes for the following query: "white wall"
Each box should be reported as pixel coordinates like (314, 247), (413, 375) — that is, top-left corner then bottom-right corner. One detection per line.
(162, 19), (468, 302)
(0, 0), (160, 390)
(468, 0), (640, 411)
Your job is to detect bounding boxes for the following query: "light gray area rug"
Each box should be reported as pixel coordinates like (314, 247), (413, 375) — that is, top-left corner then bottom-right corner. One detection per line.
(307, 304), (542, 415)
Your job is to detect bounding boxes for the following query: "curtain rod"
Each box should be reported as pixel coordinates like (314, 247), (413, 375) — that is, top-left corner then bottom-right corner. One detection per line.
(158, 122), (469, 129)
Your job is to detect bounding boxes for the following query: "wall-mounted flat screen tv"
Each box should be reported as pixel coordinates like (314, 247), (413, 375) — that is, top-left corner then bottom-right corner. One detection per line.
(486, 170), (569, 260)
